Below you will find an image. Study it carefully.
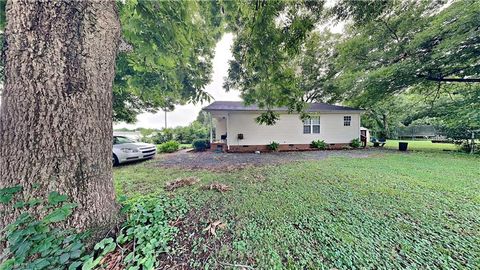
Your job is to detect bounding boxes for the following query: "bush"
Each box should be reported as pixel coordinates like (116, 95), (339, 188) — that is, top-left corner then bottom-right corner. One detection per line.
(193, 139), (209, 151)
(158, 140), (180, 153)
(311, 140), (327, 150)
(267, 141), (280, 152)
(350, 138), (361, 148)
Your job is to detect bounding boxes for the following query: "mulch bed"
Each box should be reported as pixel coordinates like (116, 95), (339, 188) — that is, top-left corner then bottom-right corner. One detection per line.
(151, 149), (384, 172)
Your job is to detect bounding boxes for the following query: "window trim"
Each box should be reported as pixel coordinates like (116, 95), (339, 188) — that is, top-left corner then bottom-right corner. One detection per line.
(303, 116), (320, 134)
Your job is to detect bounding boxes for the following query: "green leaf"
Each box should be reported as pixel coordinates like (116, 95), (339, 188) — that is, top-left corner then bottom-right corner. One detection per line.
(68, 261), (82, 270)
(94, 237), (113, 250)
(13, 201), (26, 208)
(101, 242), (116, 256)
(28, 198), (42, 207)
(70, 249), (82, 259)
(48, 191), (68, 205)
(59, 253), (70, 264)
(0, 186), (22, 204)
(81, 256), (102, 270)
(13, 240), (32, 257)
(0, 258), (15, 270)
(43, 205), (76, 223)
(31, 258), (50, 269)
(124, 252), (134, 263)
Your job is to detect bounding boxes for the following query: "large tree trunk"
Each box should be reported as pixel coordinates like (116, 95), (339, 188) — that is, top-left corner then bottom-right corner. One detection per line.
(0, 0), (120, 236)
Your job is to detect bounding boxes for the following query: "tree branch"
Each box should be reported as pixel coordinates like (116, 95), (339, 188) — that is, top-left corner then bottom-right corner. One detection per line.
(418, 74), (480, 83)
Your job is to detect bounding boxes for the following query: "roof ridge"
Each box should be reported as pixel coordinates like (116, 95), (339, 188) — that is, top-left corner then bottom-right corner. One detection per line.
(203, 101), (363, 112)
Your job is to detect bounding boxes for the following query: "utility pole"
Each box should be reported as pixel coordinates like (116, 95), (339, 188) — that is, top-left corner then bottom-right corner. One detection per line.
(164, 110), (167, 129)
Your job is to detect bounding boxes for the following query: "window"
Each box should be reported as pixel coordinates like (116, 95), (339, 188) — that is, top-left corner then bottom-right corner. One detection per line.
(344, 116), (352, 126)
(303, 119), (311, 134)
(113, 136), (136, 145)
(303, 116), (320, 134)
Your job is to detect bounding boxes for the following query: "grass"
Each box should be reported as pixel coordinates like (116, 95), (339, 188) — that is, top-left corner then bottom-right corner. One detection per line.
(374, 139), (460, 152)
(114, 151), (479, 269)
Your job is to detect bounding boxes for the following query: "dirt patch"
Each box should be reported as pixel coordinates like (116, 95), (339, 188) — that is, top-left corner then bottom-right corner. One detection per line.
(165, 177), (200, 191)
(201, 182), (233, 193)
(151, 149), (386, 172)
(157, 202), (235, 269)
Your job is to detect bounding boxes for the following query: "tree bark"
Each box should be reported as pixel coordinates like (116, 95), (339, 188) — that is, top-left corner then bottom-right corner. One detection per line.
(0, 0), (120, 238)
(382, 113), (388, 136)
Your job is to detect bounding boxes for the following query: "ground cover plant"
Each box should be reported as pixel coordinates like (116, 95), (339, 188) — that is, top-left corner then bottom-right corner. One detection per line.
(0, 189), (187, 270)
(114, 149), (480, 269)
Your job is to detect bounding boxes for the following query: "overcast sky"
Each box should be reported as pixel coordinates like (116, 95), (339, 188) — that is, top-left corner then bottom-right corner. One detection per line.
(114, 33), (241, 130)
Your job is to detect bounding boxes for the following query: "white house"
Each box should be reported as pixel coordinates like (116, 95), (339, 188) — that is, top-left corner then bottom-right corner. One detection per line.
(203, 101), (364, 152)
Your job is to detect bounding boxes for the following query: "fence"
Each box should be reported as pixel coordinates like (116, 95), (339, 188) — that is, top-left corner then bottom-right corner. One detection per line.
(394, 125), (437, 139)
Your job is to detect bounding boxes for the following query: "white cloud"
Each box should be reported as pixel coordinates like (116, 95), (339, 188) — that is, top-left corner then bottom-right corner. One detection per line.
(114, 33), (241, 130)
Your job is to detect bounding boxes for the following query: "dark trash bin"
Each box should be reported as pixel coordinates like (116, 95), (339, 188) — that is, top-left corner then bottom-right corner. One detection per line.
(399, 142), (408, 151)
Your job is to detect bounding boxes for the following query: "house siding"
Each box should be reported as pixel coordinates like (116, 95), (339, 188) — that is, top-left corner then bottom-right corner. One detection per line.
(226, 112), (360, 146)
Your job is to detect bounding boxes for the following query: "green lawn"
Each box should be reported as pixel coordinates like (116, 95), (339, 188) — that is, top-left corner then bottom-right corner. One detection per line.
(375, 139), (460, 152)
(114, 151), (480, 269)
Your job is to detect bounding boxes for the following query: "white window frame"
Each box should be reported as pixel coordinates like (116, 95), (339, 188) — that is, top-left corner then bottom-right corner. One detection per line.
(344, 115), (352, 126)
(303, 116), (320, 134)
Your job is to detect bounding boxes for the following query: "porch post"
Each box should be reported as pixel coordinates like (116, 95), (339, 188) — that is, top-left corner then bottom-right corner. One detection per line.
(209, 113), (213, 143)
(226, 113), (230, 151)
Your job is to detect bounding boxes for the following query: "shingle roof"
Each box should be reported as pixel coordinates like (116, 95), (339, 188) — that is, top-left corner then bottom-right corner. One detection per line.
(203, 101), (363, 113)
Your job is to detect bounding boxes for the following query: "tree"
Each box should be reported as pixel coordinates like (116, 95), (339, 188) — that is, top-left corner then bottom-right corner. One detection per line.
(295, 31), (342, 103)
(0, 0), (120, 234)
(224, 0), (324, 124)
(112, 0), (224, 123)
(332, 0), (480, 104)
(224, 1), (480, 125)
(0, 0), (224, 124)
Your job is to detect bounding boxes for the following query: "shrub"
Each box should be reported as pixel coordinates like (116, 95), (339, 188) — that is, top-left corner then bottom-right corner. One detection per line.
(267, 141), (280, 152)
(350, 138), (361, 148)
(311, 140), (327, 150)
(193, 139), (210, 151)
(158, 140), (180, 153)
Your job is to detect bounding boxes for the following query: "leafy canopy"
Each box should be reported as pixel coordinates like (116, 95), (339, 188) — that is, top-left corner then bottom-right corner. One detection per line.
(224, 0), (480, 127)
(114, 0), (224, 122)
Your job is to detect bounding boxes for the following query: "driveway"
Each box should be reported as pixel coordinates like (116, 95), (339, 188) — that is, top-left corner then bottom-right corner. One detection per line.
(151, 149), (384, 171)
